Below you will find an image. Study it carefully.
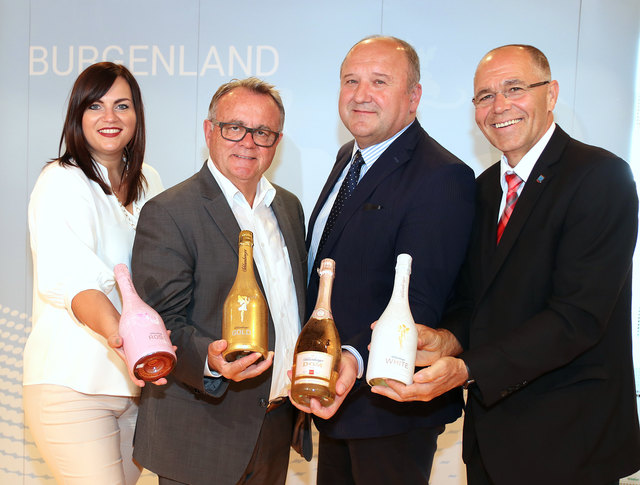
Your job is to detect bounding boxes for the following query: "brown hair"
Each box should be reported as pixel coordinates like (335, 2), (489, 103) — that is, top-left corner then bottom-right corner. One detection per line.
(57, 62), (146, 206)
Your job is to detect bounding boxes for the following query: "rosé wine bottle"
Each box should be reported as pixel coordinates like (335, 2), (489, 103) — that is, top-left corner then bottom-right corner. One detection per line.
(114, 264), (176, 381)
(291, 258), (341, 407)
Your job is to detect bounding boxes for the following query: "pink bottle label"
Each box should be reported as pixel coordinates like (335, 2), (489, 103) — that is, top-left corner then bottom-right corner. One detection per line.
(119, 311), (175, 368)
(114, 264), (176, 380)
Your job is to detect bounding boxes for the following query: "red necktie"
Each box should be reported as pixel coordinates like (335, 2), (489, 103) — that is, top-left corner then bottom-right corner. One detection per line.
(497, 173), (523, 244)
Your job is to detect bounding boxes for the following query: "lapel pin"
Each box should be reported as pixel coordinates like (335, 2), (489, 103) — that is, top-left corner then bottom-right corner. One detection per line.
(536, 175), (545, 184)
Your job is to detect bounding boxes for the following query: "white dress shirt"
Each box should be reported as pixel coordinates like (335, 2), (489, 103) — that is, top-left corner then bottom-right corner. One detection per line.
(497, 123), (556, 220)
(24, 160), (164, 396)
(206, 159), (300, 401)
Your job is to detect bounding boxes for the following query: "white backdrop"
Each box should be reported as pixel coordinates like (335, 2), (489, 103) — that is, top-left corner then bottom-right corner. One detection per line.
(1, 1), (639, 483)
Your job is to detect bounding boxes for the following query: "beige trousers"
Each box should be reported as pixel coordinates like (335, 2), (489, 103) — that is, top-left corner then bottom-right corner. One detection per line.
(23, 384), (141, 485)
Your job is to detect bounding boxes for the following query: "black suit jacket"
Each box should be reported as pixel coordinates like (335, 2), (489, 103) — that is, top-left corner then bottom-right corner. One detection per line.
(307, 120), (476, 439)
(130, 163), (307, 485)
(444, 126), (640, 484)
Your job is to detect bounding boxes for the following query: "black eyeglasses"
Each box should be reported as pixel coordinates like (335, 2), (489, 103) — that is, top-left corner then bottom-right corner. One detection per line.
(472, 81), (550, 108)
(211, 121), (280, 148)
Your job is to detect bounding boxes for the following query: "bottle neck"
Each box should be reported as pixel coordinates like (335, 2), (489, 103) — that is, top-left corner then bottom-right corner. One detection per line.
(114, 265), (137, 311)
(237, 243), (256, 278)
(312, 270), (334, 319)
(390, 269), (410, 303)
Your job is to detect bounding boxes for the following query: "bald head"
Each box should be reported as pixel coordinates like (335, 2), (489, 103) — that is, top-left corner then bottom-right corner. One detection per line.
(475, 44), (551, 85)
(472, 44), (558, 166)
(342, 35), (421, 91)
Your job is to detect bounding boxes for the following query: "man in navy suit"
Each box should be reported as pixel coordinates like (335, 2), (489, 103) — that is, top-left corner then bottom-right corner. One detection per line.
(374, 44), (640, 485)
(290, 35), (475, 484)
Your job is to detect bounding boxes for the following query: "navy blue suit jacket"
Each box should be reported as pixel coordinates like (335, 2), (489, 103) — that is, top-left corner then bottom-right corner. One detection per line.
(306, 120), (476, 439)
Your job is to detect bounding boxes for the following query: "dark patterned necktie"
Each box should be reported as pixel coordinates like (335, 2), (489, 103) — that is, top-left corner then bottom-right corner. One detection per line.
(497, 172), (523, 244)
(317, 150), (365, 255)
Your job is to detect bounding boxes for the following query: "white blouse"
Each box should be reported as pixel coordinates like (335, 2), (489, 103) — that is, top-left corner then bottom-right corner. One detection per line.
(23, 160), (164, 397)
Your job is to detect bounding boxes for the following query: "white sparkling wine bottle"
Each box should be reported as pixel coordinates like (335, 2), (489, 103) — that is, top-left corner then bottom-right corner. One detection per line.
(366, 253), (417, 386)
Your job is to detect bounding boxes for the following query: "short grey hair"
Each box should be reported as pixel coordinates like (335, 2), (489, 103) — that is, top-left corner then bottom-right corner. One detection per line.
(207, 77), (285, 131)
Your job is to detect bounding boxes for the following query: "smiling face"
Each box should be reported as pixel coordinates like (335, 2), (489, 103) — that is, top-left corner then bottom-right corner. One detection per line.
(81, 76), (136, 167)
(339, 38), (421, 148)
(473, 46), (559, 167)
(204, 87), (282, 205)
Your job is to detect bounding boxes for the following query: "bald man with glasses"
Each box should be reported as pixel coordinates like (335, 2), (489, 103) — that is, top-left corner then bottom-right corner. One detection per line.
(373, 44), (640, 485)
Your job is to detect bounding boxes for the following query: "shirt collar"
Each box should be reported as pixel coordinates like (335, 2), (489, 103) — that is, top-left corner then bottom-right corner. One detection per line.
(352, 119), (415, 166)
(206, 158), (275, 209)
(500, 122), (556, 184)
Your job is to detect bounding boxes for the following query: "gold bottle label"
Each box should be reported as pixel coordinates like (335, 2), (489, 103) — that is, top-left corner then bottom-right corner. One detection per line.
(397, 322), (411, 348)
(236, 295), (250, 323)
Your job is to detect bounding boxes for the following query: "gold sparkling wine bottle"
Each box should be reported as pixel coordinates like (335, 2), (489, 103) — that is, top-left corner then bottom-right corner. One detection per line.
(366, 253), (417, 386)
(222, 230), (269, 362)
(291, 258), (341, 407)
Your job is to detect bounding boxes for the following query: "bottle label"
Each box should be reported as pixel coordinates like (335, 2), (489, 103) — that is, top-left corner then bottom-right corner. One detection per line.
(295, 351), (333, 383)
(366, 319), (417, 386)
(311, 307), (332, 320)
(241, 248), (249, 273)
(235, 295), (251, 323)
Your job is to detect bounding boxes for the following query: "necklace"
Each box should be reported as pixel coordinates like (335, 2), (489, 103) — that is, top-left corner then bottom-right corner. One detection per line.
(116, 197), (138, 230)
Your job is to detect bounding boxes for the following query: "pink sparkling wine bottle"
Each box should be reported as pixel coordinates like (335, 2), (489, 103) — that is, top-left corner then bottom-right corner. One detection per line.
(114, 264), (176, 381)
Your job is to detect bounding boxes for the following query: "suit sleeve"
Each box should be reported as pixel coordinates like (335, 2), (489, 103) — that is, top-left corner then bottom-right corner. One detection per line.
(132, 197), (229, 397)
(402, 163), (476, 328)
(463, 157), (638, 406)
(347, 162), (476, 359)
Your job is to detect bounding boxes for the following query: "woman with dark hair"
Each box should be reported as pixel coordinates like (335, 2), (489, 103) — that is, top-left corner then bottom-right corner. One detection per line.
(23, 62), (164, 484)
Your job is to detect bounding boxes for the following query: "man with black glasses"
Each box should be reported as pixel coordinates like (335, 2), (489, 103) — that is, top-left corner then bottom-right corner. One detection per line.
(130, 77), (309, 485)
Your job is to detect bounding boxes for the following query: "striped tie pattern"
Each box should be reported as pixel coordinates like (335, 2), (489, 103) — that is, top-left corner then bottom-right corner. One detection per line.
(318, 150), (365, 255)
(497, 172), (523, 244)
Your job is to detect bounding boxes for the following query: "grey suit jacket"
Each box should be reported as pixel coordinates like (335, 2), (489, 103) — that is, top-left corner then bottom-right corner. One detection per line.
(131, 162), (307, 485)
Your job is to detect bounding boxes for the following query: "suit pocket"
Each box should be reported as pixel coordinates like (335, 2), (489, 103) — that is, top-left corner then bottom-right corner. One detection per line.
(363, 203), (383, 211)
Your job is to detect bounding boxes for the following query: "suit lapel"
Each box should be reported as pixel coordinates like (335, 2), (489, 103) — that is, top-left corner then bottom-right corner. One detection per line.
(478, 126), (570, 296)
(474, 166), (501, 287)
(316, 122), (420, 258)
(306, 143), (354, 251)
(197, 163), (242, 257)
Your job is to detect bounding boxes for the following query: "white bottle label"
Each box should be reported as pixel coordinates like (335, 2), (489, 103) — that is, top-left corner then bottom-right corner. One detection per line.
(367, 319), (417, 386)
(295, 351), (333, 385)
